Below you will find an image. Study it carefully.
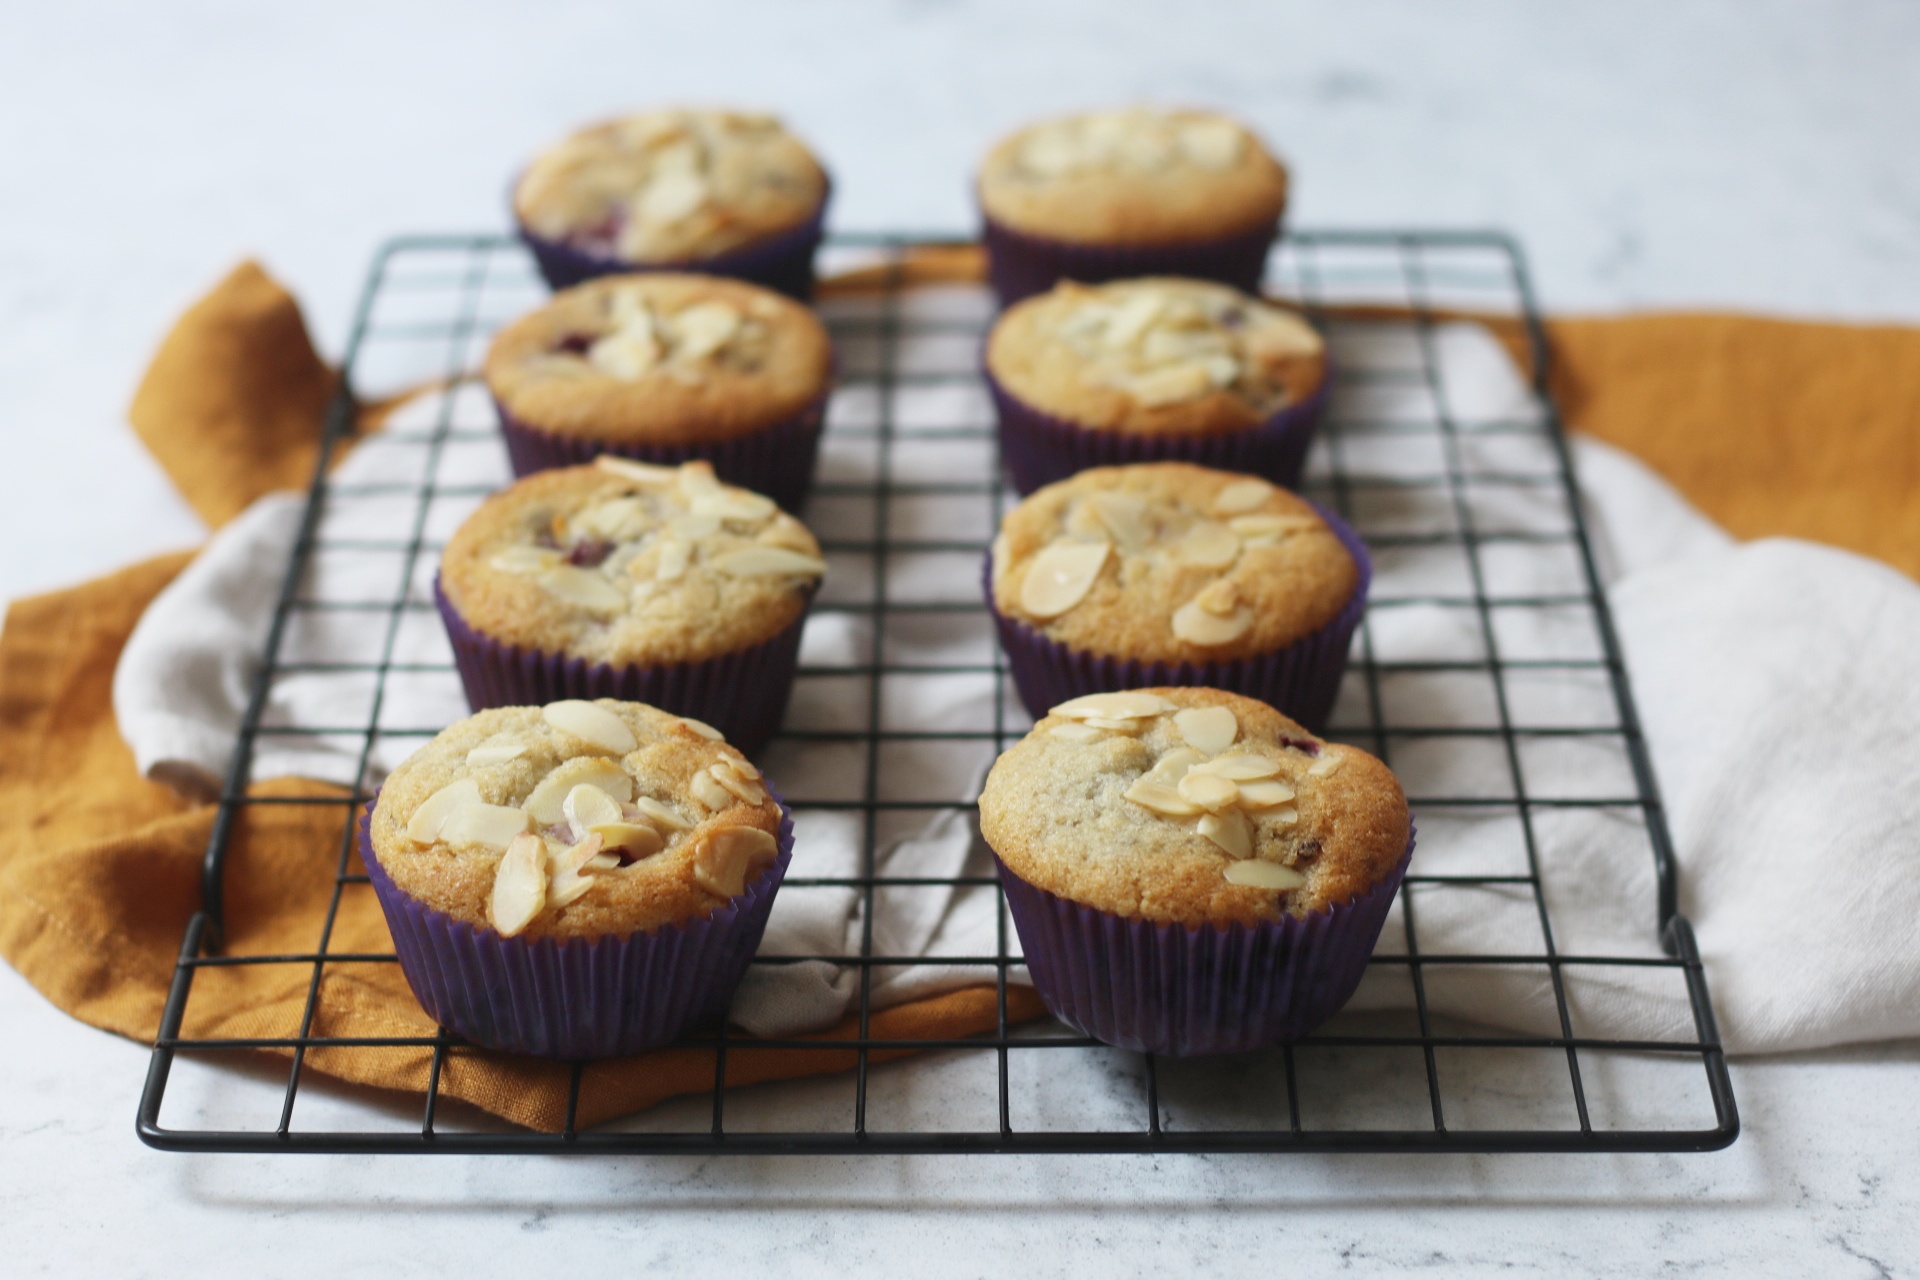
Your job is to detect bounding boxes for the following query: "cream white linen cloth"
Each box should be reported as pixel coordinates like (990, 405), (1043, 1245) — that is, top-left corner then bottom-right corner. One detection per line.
(113, 295), (1920, 1053)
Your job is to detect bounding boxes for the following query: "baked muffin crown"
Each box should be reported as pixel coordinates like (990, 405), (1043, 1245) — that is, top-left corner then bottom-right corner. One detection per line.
(514, 109), (828, 263)
(986, 277), (1326, 436)
(978, 687), (1408, 927)
(989, 463), (1356, 664)
(978, 106), (1287, 245)
(370, 700), (784, 940)
(485, 273), (832, 445)
(440, 459), (824, 666)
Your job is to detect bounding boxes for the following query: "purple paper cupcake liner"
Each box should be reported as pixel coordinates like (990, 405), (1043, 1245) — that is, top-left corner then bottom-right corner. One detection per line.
(986, 362), (1332, 497)
(436, 578), (812, 757)
(982, 212), (1282, 308)
(984, 501), (1371, 732)
(516, 187), (830, 301)
(996, 827), (1414, 1056)
(494, 393), (827, 514)
(360, 795), (794, 1060)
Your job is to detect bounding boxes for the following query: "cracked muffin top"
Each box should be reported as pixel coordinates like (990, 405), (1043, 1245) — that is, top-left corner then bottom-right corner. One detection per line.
(989, 463), (1357, 665)
(484, 273), (831, 446)
(440, 459), (824, 666)
(986, 278), (1325, 436)
(370, 700), (784, 940)
(978, 687), (1409, 927)
(978, 106), (1287, 245)
(514, 109), (827, 263)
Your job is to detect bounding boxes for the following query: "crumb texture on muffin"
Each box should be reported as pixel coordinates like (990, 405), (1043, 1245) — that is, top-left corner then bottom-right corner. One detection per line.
(990, 463), (1355, 663)
(977, 106), (1286, 244)
(514, 110), (827, 262)
(486, 273), (831, 445)
(987, 277), (1325, 434)
(440, 459), (824, 664)
(370, 701), (784, 940)
(978, 688), (1408, 927)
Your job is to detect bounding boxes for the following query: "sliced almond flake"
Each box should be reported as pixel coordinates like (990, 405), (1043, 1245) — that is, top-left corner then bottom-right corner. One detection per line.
(537, 565), (628, 614)
(676, 716), (725, 742)
(1128, 362), (1214, 407)
(523, 756), (634, 824)
(440, 802), (533, 850)
(465, 741), (528, 768)
(1145, 747), (1205, 785)
(758, 516), (817, 553)
(1173, 705), (1237, 756)
(1172, 521), (1239, 569)
(586, 852), (622, 871)
(590, 821), (664, 860)
(1052, 690), (1176, 720)
(546, 832), (605, 910)
(594, 455), (680, 487)
(709, 763), (767, 806)
(489, 833), (548, 937)
(1264, 806), (1301, 826)
(721, 756), (761, 780)
(1172, 599), (1253, 646)
(575, 497), (652, 542)
(691, 489), (778, 524)
(1195, 578), (1240, 616)
(636, 169), (709, 225)
(1237, 780), (1297, 808)
(542, 700), (638, 755)
(1017, 540), (1109, 619)
(1177, 771), (1240, 811)
(1188, 754), (1283, 781)
(588, 328), (660, 380)
(1210, 479), (1273, 516)
(630, 795), (693, 831)
(562, 783), (624, 834)
(1199, 353), (1242, 387)
(1198, 809), (1253, 858)
(1178, 119), (1245, 170)
(692, 825), (779, 898)
(1223, 859), (1305, 890)
(676, 461), (722, 497)
(1047, 722), (1105, 742)
(1102, 293), (1166, 348)
(689, 770), (734, 812)
(670, 300), (743, 361)
(670, 512), (722, 540)
(654, 537), (692, 582)
(489, 546), (562, 575)
(1088, 492), (1151, 552)
(713, 546), (828, 578)
(1229, 513), (1320, 538)
(1082, 716), (1143, 733)
(1308, 755), (1344, 778)
(406, 778), (482, 845)
(1124, 777), (1200, 817)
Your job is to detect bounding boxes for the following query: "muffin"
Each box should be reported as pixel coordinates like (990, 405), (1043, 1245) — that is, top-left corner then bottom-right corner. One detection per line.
(985, 463), (1367, 730)
(484, 272), (833, 512)
(977, 106), (1288, 305)
(436, 458), (826, 754)
(985, 276), (1329, 494)
(512, 108), (830, 298)
(979, 687), (1413, 1055)
(362, 699), (792, 1058)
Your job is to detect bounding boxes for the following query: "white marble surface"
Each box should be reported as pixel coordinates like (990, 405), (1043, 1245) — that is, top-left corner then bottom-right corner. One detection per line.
(4, 2), (1919, 1275)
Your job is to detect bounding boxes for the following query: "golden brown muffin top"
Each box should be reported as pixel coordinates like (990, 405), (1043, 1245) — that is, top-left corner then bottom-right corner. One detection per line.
(370, 701), (784, 940)
(990, 464), (1357, 664)
(978, 688), (1408, 927)
(440, 460), (824, 666)
(513, 109), (828, 262)
(485, 273), (832, 446)
(986, 278), (1325, 436)
(977, 106), (1287, 245)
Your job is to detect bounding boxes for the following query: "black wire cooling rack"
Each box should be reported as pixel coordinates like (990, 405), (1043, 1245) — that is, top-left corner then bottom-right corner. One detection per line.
(136, 230), (1737, 1155)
